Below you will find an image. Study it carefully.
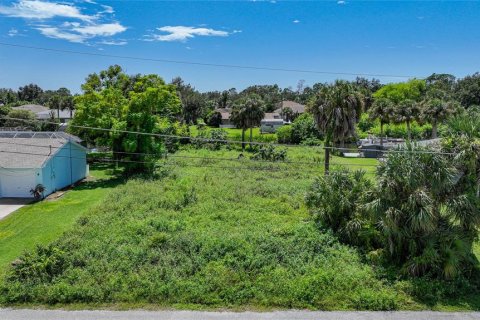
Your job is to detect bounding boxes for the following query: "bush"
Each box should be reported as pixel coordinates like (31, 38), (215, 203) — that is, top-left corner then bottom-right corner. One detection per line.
(276, 113), (322, 144)
(276, 125), (293, 144)
(193, 128), (228, 150)
(251, 145), (287, 161)
(206, 111), (222, 127)
(357, 119), (432, 140)
(305, 169), (376, 247)
(371, 143), (480, 278)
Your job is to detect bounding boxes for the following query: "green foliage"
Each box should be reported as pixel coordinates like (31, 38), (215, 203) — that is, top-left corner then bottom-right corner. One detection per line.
(5, 109), (36, 128)
(193, 128), (228, 150)
(71, 66), (182, 173)
(206, 110), (222, 127)
(357, 120), (432, 140)
(309, 80), (364, 146)
(373, 79), (426, 104)
(0, 104), (12, 126)
(455, 72), (480, 108)
(290, 113), (322, 143)
(305, 170), (376, 247)
(442, 107), (480, 138)
(276, 125), (293, 144)
(251, 145), (287, 161)
(370, 144), (480, 278)
(0, 152), (400, 309)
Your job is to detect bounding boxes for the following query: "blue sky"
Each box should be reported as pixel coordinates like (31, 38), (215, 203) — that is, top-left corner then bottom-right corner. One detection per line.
(0, 0), (479, 93)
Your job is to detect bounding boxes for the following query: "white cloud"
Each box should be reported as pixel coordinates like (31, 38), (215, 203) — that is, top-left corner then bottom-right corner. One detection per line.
(98, 39), (128, 46)
(101, 5), (114, 14)
(8, 28), (19, 36)
(73, 23), (126, 37)
(36, 26), (86, 43)
(0, 0), (94, 21)
(0, 1), (127, 44)
(293, 19), (300, 24)
(337, 0), (346, 4)
(151, 26), (230, 42)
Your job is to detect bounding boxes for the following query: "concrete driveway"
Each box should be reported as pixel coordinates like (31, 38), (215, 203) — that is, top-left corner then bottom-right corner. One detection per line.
(0, 198), (31, 220)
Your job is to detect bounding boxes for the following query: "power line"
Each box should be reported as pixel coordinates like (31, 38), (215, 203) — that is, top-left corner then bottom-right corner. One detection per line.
(0, 116), (455, 155)
(0, 42), (419, 79)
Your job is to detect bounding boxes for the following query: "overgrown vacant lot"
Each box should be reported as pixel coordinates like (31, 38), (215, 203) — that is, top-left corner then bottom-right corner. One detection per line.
(1, 148), (479, 310)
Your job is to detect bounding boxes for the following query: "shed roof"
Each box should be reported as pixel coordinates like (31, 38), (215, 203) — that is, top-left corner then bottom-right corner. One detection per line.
(0, 132), (85, 169)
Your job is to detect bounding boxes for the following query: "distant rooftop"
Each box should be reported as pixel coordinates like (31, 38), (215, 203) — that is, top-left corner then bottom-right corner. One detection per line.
(275, 101), (306, 114)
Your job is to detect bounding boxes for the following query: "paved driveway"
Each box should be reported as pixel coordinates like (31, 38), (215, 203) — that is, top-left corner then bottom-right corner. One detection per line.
(0, 198), (31, 220)
(0, 310), (479, 320)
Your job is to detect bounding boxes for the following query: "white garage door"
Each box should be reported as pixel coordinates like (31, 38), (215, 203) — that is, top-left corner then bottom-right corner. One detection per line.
(0, 170), (37, 198)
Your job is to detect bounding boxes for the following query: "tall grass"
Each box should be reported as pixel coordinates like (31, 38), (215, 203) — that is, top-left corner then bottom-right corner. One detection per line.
(0, 149), (401, 310)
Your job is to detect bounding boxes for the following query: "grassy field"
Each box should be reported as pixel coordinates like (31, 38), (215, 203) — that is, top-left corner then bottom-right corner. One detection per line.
(1, 146), (479, 310)
(0, 165), (123, 276)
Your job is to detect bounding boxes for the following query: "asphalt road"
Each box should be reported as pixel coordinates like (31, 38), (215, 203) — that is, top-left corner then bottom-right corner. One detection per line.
(1, 310), (480, 320)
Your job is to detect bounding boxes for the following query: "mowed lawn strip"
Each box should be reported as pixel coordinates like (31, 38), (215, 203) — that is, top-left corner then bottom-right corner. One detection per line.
(0, 165), (122, 275)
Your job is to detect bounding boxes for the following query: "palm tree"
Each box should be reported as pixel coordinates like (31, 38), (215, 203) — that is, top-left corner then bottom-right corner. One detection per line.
(231, 94), (264, 151)
(393, 99), (420, 140)
(420, 98), (459, 139)
(308, 80), (364, 174)
(369, 98), (394, 146)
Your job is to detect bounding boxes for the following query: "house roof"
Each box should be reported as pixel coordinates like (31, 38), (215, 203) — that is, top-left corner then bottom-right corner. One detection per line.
(274, 101), (306, 114)
(219, 112), (231, 120)
(0, 132), (85, 169)
(13, 104), (49, 114)
(36, 109), (74, 120)
(264, 112), (281, 119)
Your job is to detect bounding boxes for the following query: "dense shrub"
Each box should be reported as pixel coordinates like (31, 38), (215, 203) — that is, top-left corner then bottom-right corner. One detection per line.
(370, 144), (480, 278)
(276, 125), (293, 144)
(276, 113), (322, 144)
(305, 169), (377, 247)
(206, 111), (222, 127)
(193, 128), (228, 150)
(155, 118), (190, 152)
(357, 120), (432, 140)
(251, 145), (287, 161)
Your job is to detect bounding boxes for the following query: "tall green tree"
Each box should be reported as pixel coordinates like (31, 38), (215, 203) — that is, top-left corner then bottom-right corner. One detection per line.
(308, 80), (364, 174)
(420, 92), (459, 139)
(393, 99), (420, 140)
(231, 94), (265, 151)
(369, 98), (394, 146)
(455, 72), (480, 108)
(72, 66), (181, 174)
(17, 83), (43, 103)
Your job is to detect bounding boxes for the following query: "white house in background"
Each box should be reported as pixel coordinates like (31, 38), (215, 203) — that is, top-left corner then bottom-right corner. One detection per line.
(0, 132), (88, 198)
(13, 104), (75, 123)
(260, 112), (284, 133)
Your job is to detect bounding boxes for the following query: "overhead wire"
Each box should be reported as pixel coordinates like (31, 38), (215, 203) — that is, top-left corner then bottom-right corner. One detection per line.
(0, 116), (456, 155)
(0, 42), (420, 79)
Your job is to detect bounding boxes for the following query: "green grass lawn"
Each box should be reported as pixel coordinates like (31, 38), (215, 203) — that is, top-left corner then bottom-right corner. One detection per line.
(0, 164), (123, 276)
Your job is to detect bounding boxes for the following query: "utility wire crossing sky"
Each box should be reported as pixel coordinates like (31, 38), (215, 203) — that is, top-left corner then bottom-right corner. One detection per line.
(0, 0), (479, 92)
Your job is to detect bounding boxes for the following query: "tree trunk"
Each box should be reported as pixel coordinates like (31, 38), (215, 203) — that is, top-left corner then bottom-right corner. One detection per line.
(406, 120), (411, 141)
(380, 121), (384, 147)
(241, 128), (246, 152)
(432, 120), (438, 139)
(249, 127), (253, 149)
(324, 139), (331, 175)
